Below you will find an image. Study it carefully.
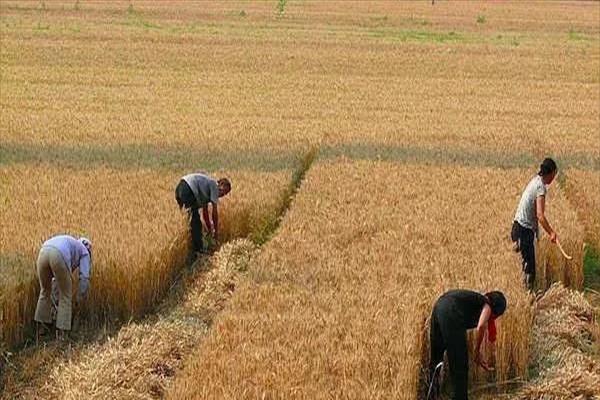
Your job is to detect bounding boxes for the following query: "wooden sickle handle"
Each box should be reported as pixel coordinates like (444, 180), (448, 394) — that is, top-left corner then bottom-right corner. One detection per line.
(556, 240), (573, 260)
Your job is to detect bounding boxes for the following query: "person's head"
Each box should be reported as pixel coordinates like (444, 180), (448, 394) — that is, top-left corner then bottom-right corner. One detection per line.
(485, 291), (507, 317)
(79, 237), (92, 256)
(538, 158), (558, 185)
(218, 178), (231, 197)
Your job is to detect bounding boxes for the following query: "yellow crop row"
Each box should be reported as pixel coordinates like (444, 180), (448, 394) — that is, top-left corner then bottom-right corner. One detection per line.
(563, 169), (600, 251)
(168, 161), (585, 399)
(0, 164), (291, 348)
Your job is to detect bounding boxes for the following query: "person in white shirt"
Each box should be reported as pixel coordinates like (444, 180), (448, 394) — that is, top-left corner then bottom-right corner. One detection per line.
(511, 158), (558, 290)
(34, 235), (92, 340)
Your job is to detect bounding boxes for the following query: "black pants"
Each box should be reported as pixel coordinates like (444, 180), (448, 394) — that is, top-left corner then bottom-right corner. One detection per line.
(430, 301), (469, 400)
(175, 180), (203, 252)
(511, 221), (535, 284)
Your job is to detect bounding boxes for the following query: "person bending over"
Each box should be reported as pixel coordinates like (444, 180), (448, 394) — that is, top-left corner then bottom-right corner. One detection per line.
(429, 289), (507, 400)
(34, 235), (92, 341)
(175, 173), (231, 260)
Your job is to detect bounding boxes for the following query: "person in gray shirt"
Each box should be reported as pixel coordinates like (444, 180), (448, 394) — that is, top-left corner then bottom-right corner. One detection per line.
(175, 173), (231, 259)
(511, 158), (558, 290)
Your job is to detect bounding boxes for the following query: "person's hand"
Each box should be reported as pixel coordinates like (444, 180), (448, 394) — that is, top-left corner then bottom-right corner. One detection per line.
(475, 352), (494, 372)
(550, 231), (558, 244)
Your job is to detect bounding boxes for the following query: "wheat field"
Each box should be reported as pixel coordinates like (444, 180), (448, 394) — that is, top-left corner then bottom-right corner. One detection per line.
(168, 161), (587, 400)
(564, 169), (600, 250)
(0, 0), (318, 348)
(1, 1), (598, 399)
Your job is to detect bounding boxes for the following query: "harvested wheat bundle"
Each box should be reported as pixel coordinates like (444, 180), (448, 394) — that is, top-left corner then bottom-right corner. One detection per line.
(513, 283), (599, 400)
(43, 320), (201, 400)
(184, 239), (256, 318)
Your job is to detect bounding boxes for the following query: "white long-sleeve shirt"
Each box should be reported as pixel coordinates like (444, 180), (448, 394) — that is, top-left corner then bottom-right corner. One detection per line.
(42, 235), (92, 298)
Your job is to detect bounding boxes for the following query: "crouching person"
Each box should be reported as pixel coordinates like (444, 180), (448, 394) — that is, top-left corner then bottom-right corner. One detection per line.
(34, 235), (92, 341)
(428, 289), (507, 400)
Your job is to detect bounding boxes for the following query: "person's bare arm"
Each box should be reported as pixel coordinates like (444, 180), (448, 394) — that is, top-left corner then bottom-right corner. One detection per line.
(202, 206), (213, 233)
(212, 203), (219, 241)
(474, 304), (493, 371)
(536, 196), (557, 242)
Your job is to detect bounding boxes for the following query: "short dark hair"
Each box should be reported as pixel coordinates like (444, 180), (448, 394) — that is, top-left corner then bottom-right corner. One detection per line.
(218, 178), (231, 192)
(538, 158), (557, 176)
(485, 291), (507, 317)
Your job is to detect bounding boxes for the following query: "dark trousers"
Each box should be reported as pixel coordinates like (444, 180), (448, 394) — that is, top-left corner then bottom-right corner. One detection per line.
(430, 302), (469, 400)
(511, 221), (535, 285)
(175, 180), (203, 252)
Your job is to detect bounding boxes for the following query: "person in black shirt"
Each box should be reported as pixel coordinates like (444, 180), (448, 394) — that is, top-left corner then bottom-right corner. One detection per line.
(428, 289), (507, 400)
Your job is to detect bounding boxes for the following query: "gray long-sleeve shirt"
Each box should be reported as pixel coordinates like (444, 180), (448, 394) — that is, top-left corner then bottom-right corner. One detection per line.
(182, 173), (219, 207)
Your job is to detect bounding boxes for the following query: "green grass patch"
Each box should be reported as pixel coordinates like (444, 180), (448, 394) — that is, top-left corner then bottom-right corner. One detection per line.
(34, 21), (49, 31)
(568, 28), (592, 42)
(276, 0), (287, 17)
(321, 143), (600, 171)
(370, 28), (465, 44)
(5, 142), (596, 173)
(124, 4), (161, 30)
(322, 143), (529, 170)
(584, 245), (600, 291)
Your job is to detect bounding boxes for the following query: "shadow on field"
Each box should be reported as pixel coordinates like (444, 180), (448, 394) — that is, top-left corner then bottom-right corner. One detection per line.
(0, 142), (297, 173)
(2, 142), (597, 172)
(321, 143), (599, 172)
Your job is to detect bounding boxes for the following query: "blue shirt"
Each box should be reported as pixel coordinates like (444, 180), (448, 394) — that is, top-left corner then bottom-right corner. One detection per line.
(42, 235), (92, 297)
